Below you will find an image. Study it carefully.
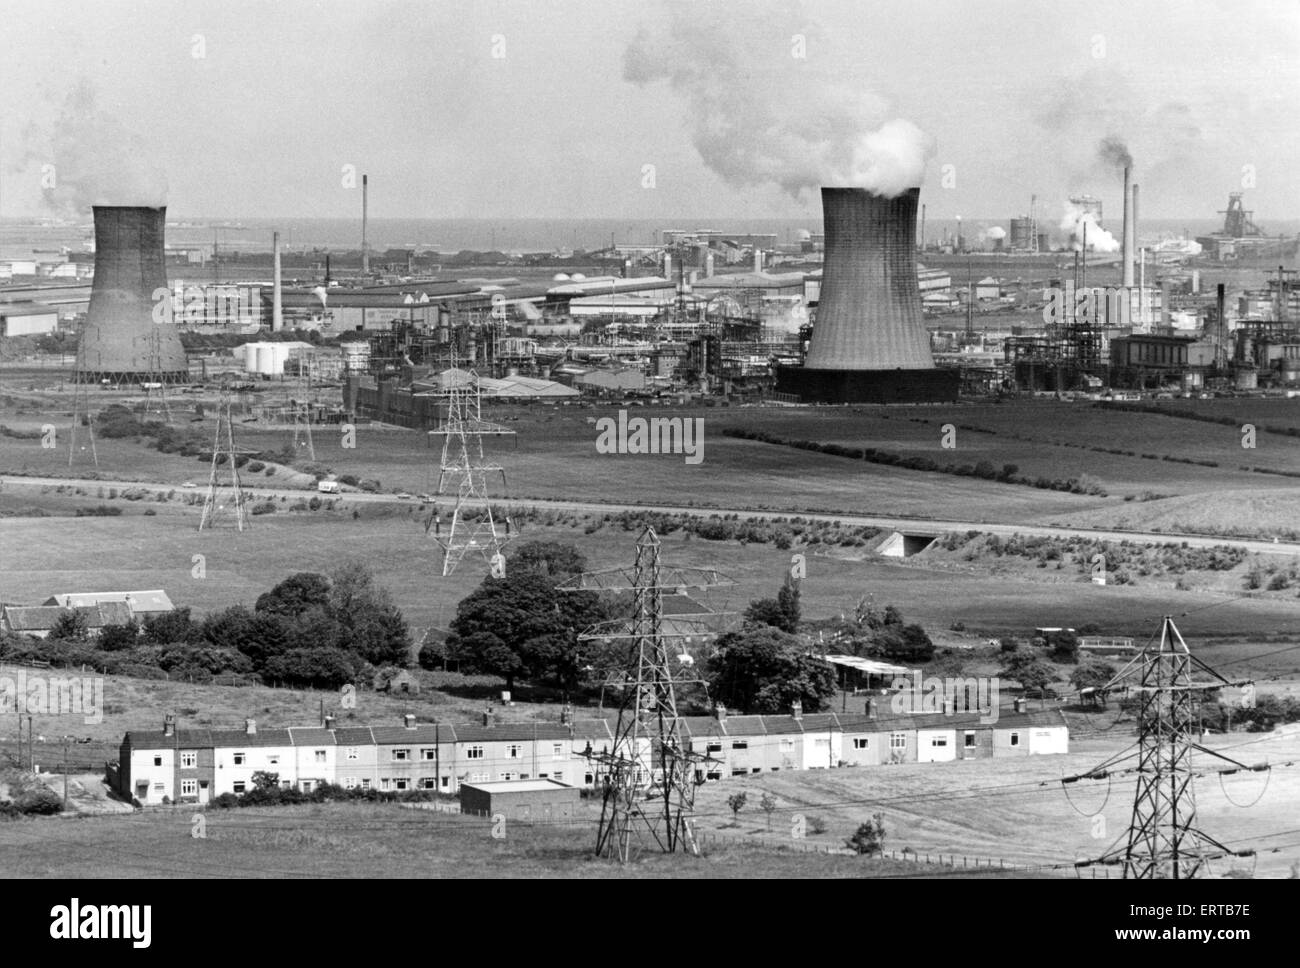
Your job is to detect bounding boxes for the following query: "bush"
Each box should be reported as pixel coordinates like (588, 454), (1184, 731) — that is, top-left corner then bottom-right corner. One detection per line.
(845, 813), (886, 855)
(807, 815), (827, 835)
(15, 787), (63, 815)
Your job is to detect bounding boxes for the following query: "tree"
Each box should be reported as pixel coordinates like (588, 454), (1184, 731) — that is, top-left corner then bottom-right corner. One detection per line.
(97, 622), (139, 652)
(726, 792), (747, 824)
(846, 813), (887, 855)
(255, 572), (331, 618)
(251, 770), (280, 792)
(1051, 629), (1080, 664)
(1070, 660), (1117, 707)
(262, 646), (360, 688)
(744, 575), (801, 634)
(760, 791), (777, 830)
(447, 571), (606, 691)
(868, 623), (935, 664)
(142, 607), (196, 645)
(328, 562), (412, 667)
(508, 541), (588, 580)
(48, 609), (89, 642)
(706, 626), (837, 714)
(1001, 651), (1056, 699)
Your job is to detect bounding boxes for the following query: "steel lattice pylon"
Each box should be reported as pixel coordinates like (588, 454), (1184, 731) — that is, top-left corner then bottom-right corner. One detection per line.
(67, 359), (99, 469)
(198, 384), (251, 531)
(425, 369), (515, 576)
(559, 527), (733, 863)
(1082, 616), (1255, 879)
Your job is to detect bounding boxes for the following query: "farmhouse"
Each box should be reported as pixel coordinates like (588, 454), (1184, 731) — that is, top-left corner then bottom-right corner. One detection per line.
(0, 601), (132, 639)
(43, 589), (175, 619)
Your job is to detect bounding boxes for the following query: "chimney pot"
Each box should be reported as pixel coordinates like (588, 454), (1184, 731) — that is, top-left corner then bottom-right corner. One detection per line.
(791, 701), (803, 721)
(323, 715), (336, 730)
(1014, 697), (1027, 714)
(163, 714), (176, 737)
(244, 718), (256, 735)
(715, 703), (727, 722)
(403, 713), (416, 729)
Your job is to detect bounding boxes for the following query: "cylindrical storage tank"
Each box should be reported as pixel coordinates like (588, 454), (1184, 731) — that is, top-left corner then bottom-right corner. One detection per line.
(257, 345), (274, 375)
(243, 343), (258, 371)
(81, 206), (189, 383)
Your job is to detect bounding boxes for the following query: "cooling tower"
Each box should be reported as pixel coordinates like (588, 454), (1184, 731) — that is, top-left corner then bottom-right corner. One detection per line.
(79, 206), (188, 383)
(777, 187), (958, 403)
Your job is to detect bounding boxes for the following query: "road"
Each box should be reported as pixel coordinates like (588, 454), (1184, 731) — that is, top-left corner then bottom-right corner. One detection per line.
(4, 471), (1300, 556)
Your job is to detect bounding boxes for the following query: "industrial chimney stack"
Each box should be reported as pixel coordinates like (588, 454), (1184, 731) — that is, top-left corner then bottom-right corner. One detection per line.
(272, 231), (283, 333)
(80, 206), (188, 383)
(361, 174), (370, 276)
(1122, 167), (1134, 327)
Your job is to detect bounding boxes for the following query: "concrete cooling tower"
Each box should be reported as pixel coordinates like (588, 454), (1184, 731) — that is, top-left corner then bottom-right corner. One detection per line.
(777, 187), (958, 403)
(79, 206), (188, 383)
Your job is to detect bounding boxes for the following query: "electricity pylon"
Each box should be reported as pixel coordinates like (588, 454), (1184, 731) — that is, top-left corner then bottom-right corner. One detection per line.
(558, 527), (733, 863)
(291, 365), (316, 461)
(199, 383), (250, 531)
(142, 327), (174, 423)
(425, 369), (514, 576)
(1077, 616), (1258, 879)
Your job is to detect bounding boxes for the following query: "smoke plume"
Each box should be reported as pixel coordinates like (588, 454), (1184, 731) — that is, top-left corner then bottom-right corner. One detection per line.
(1097, 135), (1133, 171)
(623, 3), (933, 198)
(32, 79), (168, 214)
(1059, 202), (1119, 253)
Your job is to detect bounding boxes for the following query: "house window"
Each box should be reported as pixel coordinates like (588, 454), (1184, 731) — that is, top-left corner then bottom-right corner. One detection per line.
(301, 780), (313, 793)
(394, 778), (409, 791)
(180, 751), (196, 768)
(964, 732), (976, 748)
(268, 755), (280, 766)
(421, 748), (436, 760)
(552, 743), (564, 759)
(500, 771), (519, 781)
(153, 756), (163, 767)
(420, 778), (436, 789)
(930, 736), (948, 748)
(890, 733), (906, 750)
(466, 745), (484, 760)
(314, 750), (326, 763)
(380, 778), (391, 791)
(153, 782), (165, 793)
(472, 772), (489, 783)
(853, 738), (870, 750)
(361, 779), (371, 790)
(280, 781), (291, 790)
(232, 781), (246, 794)
(507, 744), (523, 758)
(1010, 732), (1021, 747)
(552, 771), (563, 782)
(181, 780), (197, 796)
(706, 741), (723, 753)
(705, 771), (721, 781)
(584, 773), (595, 785)
(441, 777), (450, 788)
(393, 748), (410, 761)
(344, 777), (357, 790)
(347, 747), (358, 760)
(731, 768), (747, 776)
(731, 740), (748, 750)
(233, 753), (245, 766)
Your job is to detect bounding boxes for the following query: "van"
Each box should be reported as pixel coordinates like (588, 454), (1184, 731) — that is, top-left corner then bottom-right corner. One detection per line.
(317, 480), (340, 494)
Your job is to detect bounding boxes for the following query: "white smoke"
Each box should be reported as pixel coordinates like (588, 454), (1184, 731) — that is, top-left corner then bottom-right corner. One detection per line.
(623, 3), (933, 198)
(29, 79), (168, 213)
(985, 226), (1007, 240)
(1059, 202), (1119, 253)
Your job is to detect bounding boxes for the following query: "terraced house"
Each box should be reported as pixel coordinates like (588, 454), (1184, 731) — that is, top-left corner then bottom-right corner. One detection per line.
(116, 712), (616, 804)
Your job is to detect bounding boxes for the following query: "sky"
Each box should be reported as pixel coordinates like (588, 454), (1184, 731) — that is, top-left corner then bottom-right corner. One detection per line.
(0, 0), (1296, 222)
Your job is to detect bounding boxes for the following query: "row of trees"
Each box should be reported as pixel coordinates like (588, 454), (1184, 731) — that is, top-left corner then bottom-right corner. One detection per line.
(18, 563), (412, 688)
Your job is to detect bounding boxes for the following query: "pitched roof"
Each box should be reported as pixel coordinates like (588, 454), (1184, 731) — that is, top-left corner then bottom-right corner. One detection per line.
(2, 602), (130, 631)
(44, 590), (174, 613)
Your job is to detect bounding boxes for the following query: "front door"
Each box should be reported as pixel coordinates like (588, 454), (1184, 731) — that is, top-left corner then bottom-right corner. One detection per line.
(198, 780), (210, 804)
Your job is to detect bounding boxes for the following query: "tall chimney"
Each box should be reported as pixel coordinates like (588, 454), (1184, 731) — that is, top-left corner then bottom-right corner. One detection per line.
(81, 206), (188, 383)
(272, 231), (283, 333)
(1122, 167), (1134, 327)
(803, 188), (936, 370)
(753, 249), (763, 273)
(1217, 283), (1227, 363)
(163, 714), (176, 737)
(361, 174), (370, 276)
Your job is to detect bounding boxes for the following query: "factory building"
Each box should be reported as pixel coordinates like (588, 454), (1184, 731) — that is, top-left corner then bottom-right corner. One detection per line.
(0, 302), (59, 337)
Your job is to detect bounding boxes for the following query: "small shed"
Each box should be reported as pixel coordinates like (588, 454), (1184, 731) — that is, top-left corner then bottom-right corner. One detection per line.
(459, 779), (581, 821)
(374, 669), (421, 695)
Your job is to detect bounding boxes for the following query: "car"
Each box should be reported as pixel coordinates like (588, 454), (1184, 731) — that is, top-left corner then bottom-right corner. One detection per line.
(182, 481), (196, 488)
(418, 493), (432, 503)
(395, 492), (412, 500)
